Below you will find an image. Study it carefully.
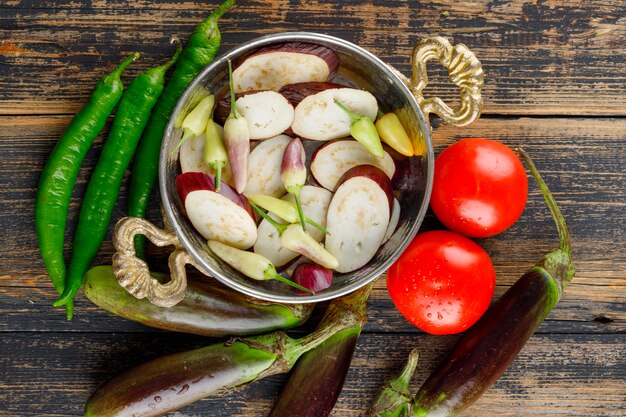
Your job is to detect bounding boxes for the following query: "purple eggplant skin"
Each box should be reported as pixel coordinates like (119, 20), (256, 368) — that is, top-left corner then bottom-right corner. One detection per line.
(268, 324), (360, 417)
(84, 283), (372, 417)
(83, 266), (313, 337)
(84, 339), (278, 417)
(410, 149), (575, 417)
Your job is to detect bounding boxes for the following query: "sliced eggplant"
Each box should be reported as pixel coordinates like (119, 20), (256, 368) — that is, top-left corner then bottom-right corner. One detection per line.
(310, 140), (396, 190)
(382, 198), (401, 244)
(232, 42), (339, 93)
(279, 82), (347, 107)
(235, 91), (294, 139)
(184, 190), (258, 249)
(254, 186), (332, 267)
(176, 171), (253, 218)
(245, 134), (292, 198)
(336, 164), (394, 213)
(325, 176), (391, 273)
(291, 88), (378, 141)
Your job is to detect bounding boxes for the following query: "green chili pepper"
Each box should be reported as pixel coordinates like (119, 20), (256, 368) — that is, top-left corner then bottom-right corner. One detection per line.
(335, 99), (384, 158)
(204, 118), (228, 191)
(35, 52), (139, 319)
(52, 48), (181, 314)
(128, 0), (234, 258)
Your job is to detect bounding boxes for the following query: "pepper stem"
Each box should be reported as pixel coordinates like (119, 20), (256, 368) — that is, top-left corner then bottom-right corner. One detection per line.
(518, 149), (571, 256)
(334, 99), (360, 122)
(107, 52), (140, 80)
(293, 190), (307, 232)
(163, 38), (183, 71)
(212, 161), (224, 192)
(270, 272), (315, 295)
(305, 217), (329, 235)
(250, 202), (287, 235)
(228, 60), (238, 119)
(173, 129), (194, 152)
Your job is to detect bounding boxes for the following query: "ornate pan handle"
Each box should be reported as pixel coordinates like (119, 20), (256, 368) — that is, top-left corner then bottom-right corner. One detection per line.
(112, 217), (198, 307)
(390, 36), (484, 127)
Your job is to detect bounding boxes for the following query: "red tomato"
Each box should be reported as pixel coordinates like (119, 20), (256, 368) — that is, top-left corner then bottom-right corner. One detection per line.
(386, 230), (495, 335)
(430, 138), (528, 238)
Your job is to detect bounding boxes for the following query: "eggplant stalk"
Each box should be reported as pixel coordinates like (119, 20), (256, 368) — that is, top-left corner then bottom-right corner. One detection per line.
(84, 284), (372, 417)
(368, 349), (419, 417)
(369, 149), (574, 417)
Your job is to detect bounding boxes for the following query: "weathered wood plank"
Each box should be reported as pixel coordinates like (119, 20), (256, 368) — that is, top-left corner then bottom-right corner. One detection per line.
(1, 0), (625, 116)
(0, 115), (624, 335)
(0, 332), (624, 416)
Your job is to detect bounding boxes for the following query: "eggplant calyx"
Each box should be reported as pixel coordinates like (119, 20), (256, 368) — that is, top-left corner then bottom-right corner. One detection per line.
(536, 249), (575, 294)
(368, 349), (419, 417)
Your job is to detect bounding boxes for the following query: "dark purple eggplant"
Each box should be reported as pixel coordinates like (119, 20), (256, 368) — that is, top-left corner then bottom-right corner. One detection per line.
(369, 149), (575, 417)
(83, 266), (313, 337)
(84, 284), (372, 417)
(268, 323), (361, 417)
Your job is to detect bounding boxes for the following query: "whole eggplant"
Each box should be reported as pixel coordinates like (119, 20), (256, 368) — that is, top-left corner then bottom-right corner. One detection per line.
(84, 284), (372, 417)
(267, 314), (361, 417)
(369, 149), (575, 417)
(84, 265), (313, 336)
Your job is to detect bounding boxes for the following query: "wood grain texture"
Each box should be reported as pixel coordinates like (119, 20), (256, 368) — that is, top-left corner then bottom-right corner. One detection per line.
(0, 332), (624, 416)
(1, 115), (624, 335)
(1, 1), (626, 416)
(1, 0), (626, 116)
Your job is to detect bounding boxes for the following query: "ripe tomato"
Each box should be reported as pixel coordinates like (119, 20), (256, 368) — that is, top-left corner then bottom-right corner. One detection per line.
(430, 138), (528, 238)
(386, 230), (495, 335)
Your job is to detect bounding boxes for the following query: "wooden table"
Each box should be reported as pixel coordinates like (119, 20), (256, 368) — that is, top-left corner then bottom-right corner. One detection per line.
(1, 1), (624, 416)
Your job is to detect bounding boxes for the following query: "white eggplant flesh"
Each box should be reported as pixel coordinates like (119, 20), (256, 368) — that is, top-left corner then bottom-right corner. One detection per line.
(291, 88), (378, 141)
(232, 43), (339, 93)
(382, 198), (401, 244)
(325, 177), (390, 273)
(236, 91), (294, 140)
(310, 140), (396, 190)
(185, 190), (258, 250)
(244, 135), (292, 198)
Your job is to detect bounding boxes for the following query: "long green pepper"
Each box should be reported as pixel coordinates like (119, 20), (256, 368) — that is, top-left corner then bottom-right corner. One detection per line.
(53, 47), (182, 313)
(35, 52), (139, 319)
(128, 0), (234, 257)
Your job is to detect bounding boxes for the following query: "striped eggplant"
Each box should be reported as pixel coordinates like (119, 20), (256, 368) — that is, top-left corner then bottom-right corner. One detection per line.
(369, 149), (575, 417)
(84, 284), (372, 417)
(83, 265), (313, 337)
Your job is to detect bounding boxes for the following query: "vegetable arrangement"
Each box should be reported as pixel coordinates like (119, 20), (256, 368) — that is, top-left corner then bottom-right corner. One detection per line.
(370, 149), (574, 416)
(174, 43), (414, 294)
(35, 0), (234, 317)
(33, 2), (576, 415)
